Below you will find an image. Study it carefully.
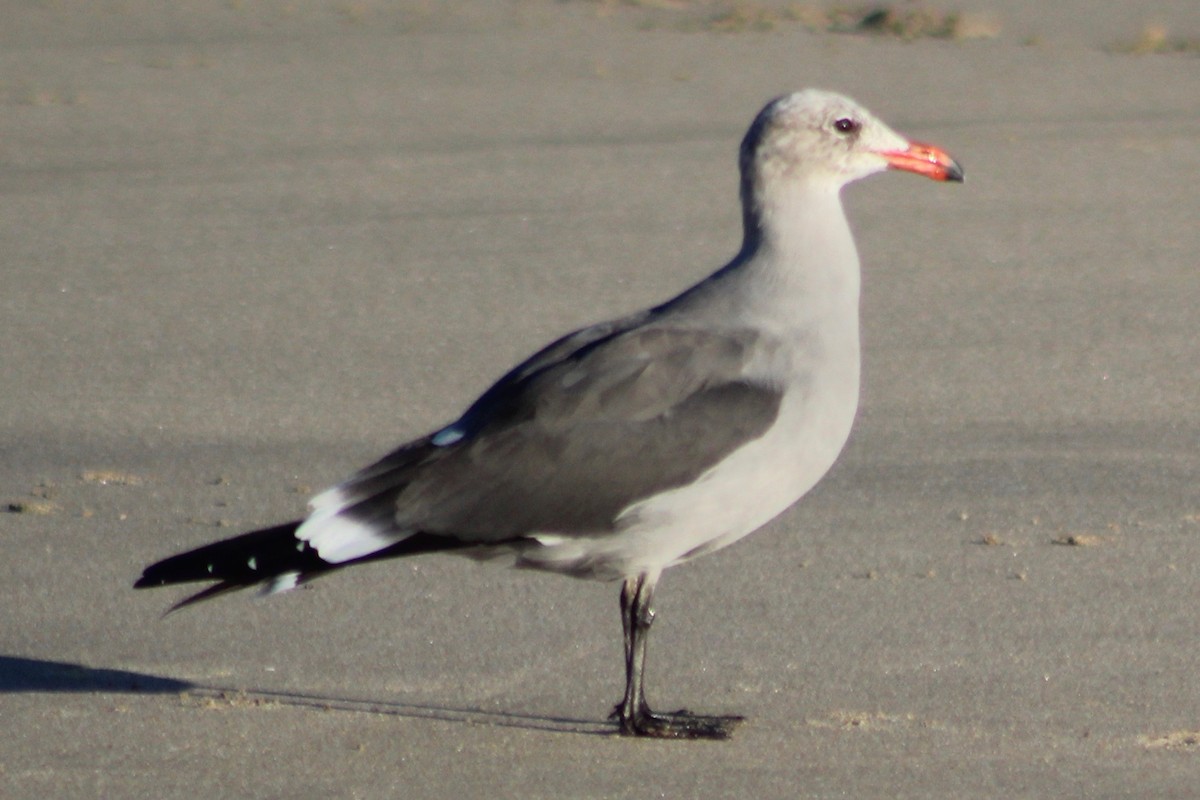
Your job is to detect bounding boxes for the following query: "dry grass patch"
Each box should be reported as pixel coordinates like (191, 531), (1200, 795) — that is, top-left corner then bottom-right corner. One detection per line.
(80, 469), (145, 486)
(578, 1), (1001, 39)
(1109, 23), (1200, 55)
(1140, 730), (1200, 751)
(1051, 533), (1105, 547)
(814, 4), (1000, 40)
(4, 500), (59, 515)
(183, 689), (283, 711)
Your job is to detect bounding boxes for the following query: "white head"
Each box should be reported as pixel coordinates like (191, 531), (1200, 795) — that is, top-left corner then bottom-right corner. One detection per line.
(741, 89), (962, 187)
(738, 90), (962, 244)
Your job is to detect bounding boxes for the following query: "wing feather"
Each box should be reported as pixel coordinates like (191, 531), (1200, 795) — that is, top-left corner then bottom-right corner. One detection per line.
(302, 320), (783, 559)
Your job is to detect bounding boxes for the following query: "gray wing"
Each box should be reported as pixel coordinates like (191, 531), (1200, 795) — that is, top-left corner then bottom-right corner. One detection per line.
(313, 321), (783, 549)
(322, 309), (657, 497)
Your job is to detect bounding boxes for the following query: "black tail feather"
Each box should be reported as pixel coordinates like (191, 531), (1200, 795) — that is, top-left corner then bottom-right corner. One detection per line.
(161, 580), (251, 615)
(135, 521), (318, 590)
(136, 520), (483, 610)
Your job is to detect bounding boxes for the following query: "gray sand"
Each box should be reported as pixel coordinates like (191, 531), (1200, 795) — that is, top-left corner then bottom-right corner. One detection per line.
(2, 2), (1198, 797)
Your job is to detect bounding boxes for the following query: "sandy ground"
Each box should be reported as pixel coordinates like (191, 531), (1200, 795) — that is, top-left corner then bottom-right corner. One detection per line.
(2, 2), (1198, 797)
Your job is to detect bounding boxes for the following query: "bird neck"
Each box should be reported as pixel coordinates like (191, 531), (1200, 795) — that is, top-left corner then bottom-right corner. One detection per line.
(659, 179), (862, 340)
(737, 180), (862, 312)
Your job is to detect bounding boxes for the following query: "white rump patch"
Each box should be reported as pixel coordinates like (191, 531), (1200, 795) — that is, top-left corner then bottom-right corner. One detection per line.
(261, 571), (301, 596)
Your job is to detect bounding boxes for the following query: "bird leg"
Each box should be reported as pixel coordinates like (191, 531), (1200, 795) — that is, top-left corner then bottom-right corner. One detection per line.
(610, 571), (744, 739)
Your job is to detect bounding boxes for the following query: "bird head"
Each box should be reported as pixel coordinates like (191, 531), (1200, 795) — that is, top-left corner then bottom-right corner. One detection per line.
(740, 89), (964, 192)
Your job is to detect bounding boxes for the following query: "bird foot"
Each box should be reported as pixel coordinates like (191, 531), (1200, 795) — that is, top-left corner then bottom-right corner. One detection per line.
(610, 704), (744, 740)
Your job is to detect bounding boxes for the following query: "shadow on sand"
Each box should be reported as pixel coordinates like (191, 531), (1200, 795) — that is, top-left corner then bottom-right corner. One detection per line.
(0, 655), (614, 736)
(0, 654), (193, 694)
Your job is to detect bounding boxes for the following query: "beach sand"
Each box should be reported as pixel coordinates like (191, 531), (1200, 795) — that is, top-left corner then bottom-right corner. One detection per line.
(2, 2), (1198, 797)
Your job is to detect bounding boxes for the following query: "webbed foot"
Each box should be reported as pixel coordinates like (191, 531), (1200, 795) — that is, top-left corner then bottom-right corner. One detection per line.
(611, 704), (744, 740)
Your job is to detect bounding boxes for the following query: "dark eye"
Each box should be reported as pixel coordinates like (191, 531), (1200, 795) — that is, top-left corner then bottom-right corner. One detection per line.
(834, 117), (860, 135)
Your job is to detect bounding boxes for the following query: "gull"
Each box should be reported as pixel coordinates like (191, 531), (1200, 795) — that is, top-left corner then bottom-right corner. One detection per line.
(136, 89), (962, 739)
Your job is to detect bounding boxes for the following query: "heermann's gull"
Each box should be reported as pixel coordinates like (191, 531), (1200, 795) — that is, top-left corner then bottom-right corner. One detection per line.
(135, 89), (962, 739)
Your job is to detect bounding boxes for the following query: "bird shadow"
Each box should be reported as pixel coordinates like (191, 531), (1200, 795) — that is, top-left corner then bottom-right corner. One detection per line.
(0, 655), (615, 736)
(0, 654), (192, 694)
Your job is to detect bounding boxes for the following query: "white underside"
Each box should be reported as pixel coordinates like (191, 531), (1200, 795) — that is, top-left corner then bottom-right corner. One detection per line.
(519, 364), (858, 579)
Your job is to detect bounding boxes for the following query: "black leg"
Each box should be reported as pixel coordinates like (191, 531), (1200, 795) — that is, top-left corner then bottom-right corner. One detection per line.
(609, 575), (645, 722)
(624, 572), (652, 722)
(619, 576), (639, 709)
(610, 570), (744, 740)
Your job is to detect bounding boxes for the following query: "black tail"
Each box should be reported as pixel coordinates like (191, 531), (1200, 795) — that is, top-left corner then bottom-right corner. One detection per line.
(134, 521), (325, 612)
(135, 522), (474, 613)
